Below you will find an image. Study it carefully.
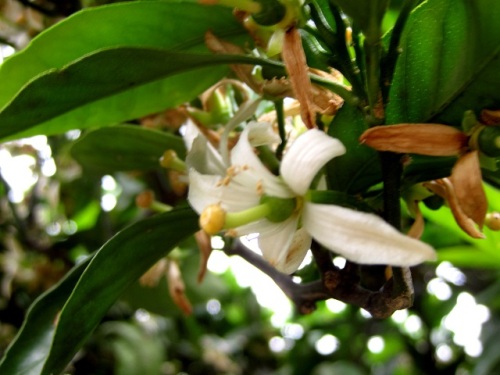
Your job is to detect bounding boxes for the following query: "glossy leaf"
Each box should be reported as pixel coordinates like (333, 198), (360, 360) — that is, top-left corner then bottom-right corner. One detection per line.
(0, 0), (252, 139)
(0, 208), (199, 375)
(71, 125), (186, 174)
(326, 104), (382, 193)
(387, 0), (500, 124)
(0, 47), (279, 140)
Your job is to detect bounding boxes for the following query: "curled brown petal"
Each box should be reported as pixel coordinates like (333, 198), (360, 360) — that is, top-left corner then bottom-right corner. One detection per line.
(436, 178), (485, 239)
(167, 260), (193, 315)
(282, 27), (316, 129)
(407, 203), (425, 239)
(360, 124), (469, 156)
(195, 230), (213, 283)
(450, 151), (487, 228)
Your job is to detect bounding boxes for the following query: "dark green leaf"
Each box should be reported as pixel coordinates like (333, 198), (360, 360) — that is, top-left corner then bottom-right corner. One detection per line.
(41, 208), (198, 375)
(386, 0), (500, 124)
(330, 0), (389, 41)
(0, 256), (93, 375)
(0, 0), (253, 139)
(71, 125), (186, 174)
(326, 104), (382, 193)
(0, 47), (280, 140)
(0, 208), (198, 375)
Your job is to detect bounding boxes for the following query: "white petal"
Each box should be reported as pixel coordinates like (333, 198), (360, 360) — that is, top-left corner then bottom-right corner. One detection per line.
(247, 121), (281, 147)
(276, 227), (312, 274)
(231, 123), (294, 198)
(281, 129), (346, 196)
(257, 216), (313, 274)
(182, 121), (200, 150)
(187, 169), (259, 214)
(186, 135), (226, 175)
(303, 203), (437, 267)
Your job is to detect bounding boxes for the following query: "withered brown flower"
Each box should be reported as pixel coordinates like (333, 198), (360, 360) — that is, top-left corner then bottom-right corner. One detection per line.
(360, 123), (488, 238)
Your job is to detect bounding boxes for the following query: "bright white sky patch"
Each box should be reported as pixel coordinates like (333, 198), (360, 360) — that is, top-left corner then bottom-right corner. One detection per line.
(404, 315), (423, 335)
(436, 262), (466, 286)
(427, 278), (453, 301)
(444, 292), (490, 357)
(207, 250), (230, 274)
(436, 344), (453, 363)
(0, 45), (15, 63)
(315, 334), (340, 355)
(391, 309), (409, 324)
(326, 299), (346, 314)
(367, 336), (385, 353)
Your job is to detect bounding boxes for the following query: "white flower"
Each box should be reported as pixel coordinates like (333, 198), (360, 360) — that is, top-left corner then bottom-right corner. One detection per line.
(187, 123), (436, 274)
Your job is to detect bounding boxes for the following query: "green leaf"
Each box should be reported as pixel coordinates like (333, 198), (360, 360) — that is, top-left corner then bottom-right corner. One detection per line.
(326, 104), (382, 193)
(386, 0), (500, 124)
(329, 0), (389, 41)
(0, 208), (199, 375)
(71, 125), (186, 174)
(0, 47), (279, 140)
(0, 0), (253, 139)
(0, 256), (93, 375)
(437, 246), (500, 269)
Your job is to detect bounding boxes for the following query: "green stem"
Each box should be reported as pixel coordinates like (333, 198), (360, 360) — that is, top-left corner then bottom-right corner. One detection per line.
(365, 38), (382, 123)
(225, 203), (271, 229)
(379, 151), (402, 229)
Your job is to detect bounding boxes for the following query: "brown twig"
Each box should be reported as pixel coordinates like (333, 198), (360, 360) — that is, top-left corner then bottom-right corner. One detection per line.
(225, 239), (414, 319)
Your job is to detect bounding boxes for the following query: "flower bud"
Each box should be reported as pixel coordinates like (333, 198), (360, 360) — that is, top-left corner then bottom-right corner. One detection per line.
(135, 190), (154, 209)
(200, 204), (226, 235)
(485, 212), (500, 231)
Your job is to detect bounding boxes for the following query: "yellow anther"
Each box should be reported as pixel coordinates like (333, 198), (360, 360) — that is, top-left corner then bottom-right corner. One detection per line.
(200, 204), (226, 235)
(256, 180), (264, 196)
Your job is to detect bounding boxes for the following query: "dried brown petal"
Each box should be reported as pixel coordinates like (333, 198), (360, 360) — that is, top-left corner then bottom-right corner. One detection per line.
(480, 109), (500, 125)
(139, 258), (167, 287)
(167, 260), (193, 315)
(195, 230), (213, 283)
(360, 124), (469, 156)
(450, 151), (487, 228)
(434, 178), (485, 239)
(309, 69), (344, 116)
(407, 203), (425, 239)
(282, 27), (316, 129)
